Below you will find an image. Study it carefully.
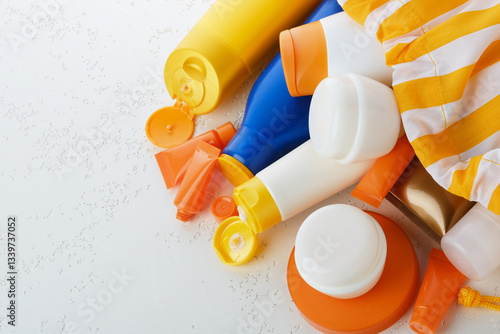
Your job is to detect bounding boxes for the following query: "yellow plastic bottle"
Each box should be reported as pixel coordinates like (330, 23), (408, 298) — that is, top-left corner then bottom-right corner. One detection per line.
(145, 0), (324, 148)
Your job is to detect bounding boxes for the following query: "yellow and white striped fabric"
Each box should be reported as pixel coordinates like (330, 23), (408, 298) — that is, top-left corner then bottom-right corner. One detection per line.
(338, 0), (500, 215)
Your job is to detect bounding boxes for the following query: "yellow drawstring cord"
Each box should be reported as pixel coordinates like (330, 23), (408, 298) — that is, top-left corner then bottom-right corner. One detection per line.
(458, 287), (500, 312)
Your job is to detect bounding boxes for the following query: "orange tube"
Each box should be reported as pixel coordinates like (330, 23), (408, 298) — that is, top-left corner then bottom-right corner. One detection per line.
(410, 249), (467, 334)
(155, 122), (235, 189)
(351, 135), (415, 208)
(174, 141), (221, 222)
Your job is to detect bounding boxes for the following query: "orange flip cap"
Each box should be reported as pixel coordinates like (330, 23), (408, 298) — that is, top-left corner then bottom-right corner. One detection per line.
(280, 21), (328, 97)
(211, 196), (239, 224)
(351, 135), (415, 208)
(410, 249), (467, 334)
(287, 212), (420, 334)
(174, 141), (221, 222)
(155, 122), (236, 189)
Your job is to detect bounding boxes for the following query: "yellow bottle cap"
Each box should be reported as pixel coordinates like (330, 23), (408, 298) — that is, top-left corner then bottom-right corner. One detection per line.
(165, 29), (250, 116)
(145, 101), (195, 148)
(213, 217), (258, 266)
(233, 177), (282, 234)
(217, 154), (254, 186)
(213, 177), (282, 266)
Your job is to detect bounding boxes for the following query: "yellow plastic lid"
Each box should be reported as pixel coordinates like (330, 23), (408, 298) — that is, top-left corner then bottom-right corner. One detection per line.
(145, 100), (195, 148)
(213, 217), (258, 266)
(217, 154), (254, 187)
(233, 176), (282, 234)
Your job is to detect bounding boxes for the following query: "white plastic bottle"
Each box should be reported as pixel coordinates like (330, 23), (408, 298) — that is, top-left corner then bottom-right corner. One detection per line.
(442, 203), (500, 280)
(213, 140), (375, 265)
(309, 74), (400, 163)
(280, 12), (393, 96)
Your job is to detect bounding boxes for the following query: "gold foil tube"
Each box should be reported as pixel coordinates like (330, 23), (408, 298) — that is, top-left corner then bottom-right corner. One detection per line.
(386, 158), (475, 244)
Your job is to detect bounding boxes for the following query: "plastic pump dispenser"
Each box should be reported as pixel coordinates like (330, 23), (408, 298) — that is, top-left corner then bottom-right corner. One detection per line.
(295, 205), (387, 299)
(280, 12), (393, 97)
(218, 0), (343, 186)
(145, 0), (325, 148)
(309, 74), (400, 163)
(442, 203), (500, 280)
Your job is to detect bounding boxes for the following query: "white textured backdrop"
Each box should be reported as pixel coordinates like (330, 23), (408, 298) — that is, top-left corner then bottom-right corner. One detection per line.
(1, 1), (499, 333)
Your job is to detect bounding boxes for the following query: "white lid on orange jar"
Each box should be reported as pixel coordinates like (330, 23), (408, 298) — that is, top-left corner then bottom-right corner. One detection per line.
(294, 204), (387, 299)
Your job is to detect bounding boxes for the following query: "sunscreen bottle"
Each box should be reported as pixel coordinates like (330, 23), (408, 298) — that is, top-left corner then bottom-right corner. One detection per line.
(213, 140), (375, 265)
(280, 12), (393, 97)
(218, 0), (343, 186)
(146, 0), (325, 148)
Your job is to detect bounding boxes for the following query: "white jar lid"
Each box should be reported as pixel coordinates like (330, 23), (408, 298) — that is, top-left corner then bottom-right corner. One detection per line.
(309, 74), (400, 164)
(294, 204), (387, 299)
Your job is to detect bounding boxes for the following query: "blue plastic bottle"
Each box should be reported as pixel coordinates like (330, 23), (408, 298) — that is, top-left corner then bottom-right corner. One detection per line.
(217, 0), (343, 186)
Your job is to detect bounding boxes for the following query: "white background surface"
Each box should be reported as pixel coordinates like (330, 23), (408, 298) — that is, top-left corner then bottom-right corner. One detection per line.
(1, 1), (500, 333)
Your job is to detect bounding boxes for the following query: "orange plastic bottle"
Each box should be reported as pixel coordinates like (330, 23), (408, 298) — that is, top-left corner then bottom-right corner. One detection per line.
(155, 122), (235, 189)
(174, 141), (221, 222)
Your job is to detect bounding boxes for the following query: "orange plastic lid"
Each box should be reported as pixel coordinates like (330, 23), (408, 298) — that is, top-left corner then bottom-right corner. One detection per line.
(280, 21), (328, 97)
(145, 102), (195, 148)
(287, 211), (419, 334)
(211, 196), (239, 224)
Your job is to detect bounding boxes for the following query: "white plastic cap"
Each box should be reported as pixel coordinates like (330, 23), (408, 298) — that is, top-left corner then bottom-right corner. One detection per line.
(309, 74), (400, 164)
(442, 203), (500, 281)
(294, 204), (387, 299)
